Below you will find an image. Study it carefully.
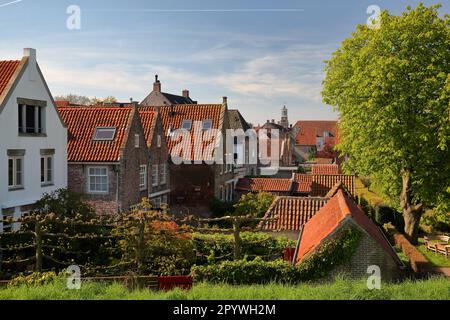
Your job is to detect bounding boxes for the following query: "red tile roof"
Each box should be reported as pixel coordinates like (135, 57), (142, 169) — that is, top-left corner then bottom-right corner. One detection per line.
(293, 181), (312, 194)
(294, 120), (338, 146)
(294, 173), (355, 197)
(137, 108), (157, 147)
(260, 196), (328, 231)
(311, 164), (340, 175)
(59, 107), (134, 162)
(0, 60), (21, 98)
(296, 190), (401, 265)
(143, 104), (225, 161)
(236, 178), (293, 193)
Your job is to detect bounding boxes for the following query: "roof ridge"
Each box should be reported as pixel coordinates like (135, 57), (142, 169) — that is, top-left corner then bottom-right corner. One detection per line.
(336, 190), (352, 219)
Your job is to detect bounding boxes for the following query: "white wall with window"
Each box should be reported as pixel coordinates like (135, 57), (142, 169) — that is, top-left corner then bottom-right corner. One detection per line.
(0, 48), (67, 232)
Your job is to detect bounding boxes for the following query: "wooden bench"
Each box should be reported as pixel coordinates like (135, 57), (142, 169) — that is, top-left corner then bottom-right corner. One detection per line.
(424, 235), (450, 258)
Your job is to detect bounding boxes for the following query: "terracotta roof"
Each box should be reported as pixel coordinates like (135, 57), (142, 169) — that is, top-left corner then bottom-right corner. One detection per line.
(59, 107), (134, 162)
(324, 181), (353, 199)
(0, 60), (21, 98)
(142, 104), (225, 161)
(296, 190), (401, 265)
(235, 178), (292, 193)
(294, 174), (355, 197)
(260, 196), (328, 231)
(311, 164), (340, 175)
(137, 108), (157, 147)
(293, 181), (312, 194)
(294, 120), (338, 146)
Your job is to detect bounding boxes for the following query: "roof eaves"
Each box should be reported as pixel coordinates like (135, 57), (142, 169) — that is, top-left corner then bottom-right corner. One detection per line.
(0, 57), (28, 115)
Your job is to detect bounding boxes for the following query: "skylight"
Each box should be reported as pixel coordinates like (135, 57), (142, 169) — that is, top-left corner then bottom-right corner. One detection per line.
(181, 119), (192, 130)
(94, 127), (116, 141)
(202, 119), (213, 130)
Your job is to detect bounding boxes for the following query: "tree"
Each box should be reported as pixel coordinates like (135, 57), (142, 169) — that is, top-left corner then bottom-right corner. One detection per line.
(54, 94), (90, 105)
(322, 3), (450, 244)
(233, 192), (275, 218)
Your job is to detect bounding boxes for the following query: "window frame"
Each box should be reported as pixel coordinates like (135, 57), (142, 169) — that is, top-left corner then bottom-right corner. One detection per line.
(87, 166), (109, 194)
(202, 119), (213, 130)
(159, 163), (167, 185)
(134, 134), (140, 148)
(40, 155), (54, 186)
(139, 164), (147, 191)
(151, 164), (158, 187)
(8, 156), (24, 190)
(93, 127), (116, 141)
(181, 119), (192, 131)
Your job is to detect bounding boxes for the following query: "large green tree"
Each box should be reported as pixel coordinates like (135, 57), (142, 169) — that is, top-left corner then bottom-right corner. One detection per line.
(322, 4), (450, 243)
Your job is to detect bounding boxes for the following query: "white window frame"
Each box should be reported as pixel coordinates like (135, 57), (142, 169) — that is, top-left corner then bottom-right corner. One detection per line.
(87, 166), (109, 194)
(134, 134), (140, 148)
(181, 119), (192, 131)
(152, 164), (158, 187)
(139, 164), (147, 191)
(93, 127), (116, 141)
(8, 156), (24, 189)
(159, 163), (167, 185)
(40, 155), (53, 185)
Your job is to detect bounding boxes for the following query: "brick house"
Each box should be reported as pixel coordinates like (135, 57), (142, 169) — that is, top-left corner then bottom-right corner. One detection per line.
(140, 75), (197, 106)
(138, 107), (171, 208)
(295, 190), (403, 280)
(139, 101), (236, 215)
(59, 106), (150, 215)
(0, 48), (67, 232)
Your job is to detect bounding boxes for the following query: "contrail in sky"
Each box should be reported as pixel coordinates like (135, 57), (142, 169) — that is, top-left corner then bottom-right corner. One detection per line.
(0, 0), (22, 8)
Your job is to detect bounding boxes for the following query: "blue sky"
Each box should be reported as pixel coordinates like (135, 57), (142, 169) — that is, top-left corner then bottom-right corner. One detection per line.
(0, 0), (448, 125)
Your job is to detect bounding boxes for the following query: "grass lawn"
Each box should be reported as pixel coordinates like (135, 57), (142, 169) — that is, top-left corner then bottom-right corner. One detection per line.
(1, 277), (449, 300)
(417, 238), (450, 267)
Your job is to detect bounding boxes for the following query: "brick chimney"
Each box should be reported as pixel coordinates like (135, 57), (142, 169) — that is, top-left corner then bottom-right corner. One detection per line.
(153, 74), (161, 92)
(222, 96), (228, 107)
(182, 89), (189, 98)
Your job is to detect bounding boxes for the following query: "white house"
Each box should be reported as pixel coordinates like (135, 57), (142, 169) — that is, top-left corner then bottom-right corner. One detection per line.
(0, 48), (67, 231)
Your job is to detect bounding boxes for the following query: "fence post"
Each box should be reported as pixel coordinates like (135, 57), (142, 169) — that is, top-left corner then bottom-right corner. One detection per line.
(35, 219), (43, 272)
(232, 218), (243, 260)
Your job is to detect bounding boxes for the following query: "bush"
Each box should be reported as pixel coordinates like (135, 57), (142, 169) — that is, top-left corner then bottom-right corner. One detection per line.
(8, 272), (58, 287)
(233, 192), (275, 218)
(192, 232), (295, 265)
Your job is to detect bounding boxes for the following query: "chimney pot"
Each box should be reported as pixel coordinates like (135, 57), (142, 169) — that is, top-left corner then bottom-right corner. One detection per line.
(223, 96), (228, 105)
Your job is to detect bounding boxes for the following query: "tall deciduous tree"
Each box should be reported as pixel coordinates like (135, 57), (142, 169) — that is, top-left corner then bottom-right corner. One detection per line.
(322, 4), (450, 243)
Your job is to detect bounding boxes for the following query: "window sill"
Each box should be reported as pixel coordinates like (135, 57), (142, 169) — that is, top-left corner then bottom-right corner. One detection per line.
(8, 186), (24, 192)
(140, 187), (148, 192)
(41, 183), (54, 187)
(19, 132), (47, 137)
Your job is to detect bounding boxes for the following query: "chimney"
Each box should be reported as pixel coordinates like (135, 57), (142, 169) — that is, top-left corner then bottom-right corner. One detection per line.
(23, 48), (37, 81)
(182, 90), (189, 98)
(153, 74), (161, 92)
(222, 96), (228, 107)
(271, 119), (275, 123)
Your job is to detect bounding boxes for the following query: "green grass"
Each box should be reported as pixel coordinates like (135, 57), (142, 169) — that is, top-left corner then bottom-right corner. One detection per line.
(1, 277), (450, 300)
(355, 178), (385, 207)
(417, 238), (450, 268)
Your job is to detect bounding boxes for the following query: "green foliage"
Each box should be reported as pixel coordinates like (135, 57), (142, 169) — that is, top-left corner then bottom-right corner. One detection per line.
(8, 272), (58, 288)
(35, 188), (95, 219)
(209, 198), (235, 217)
(374, 205), (405, 231)
(192, 228), (362, 284)
(322, 3), (450, 239)
(233, 192), (275, 218)
(420, 209), (450, 233)
(192, 232), (294, 265)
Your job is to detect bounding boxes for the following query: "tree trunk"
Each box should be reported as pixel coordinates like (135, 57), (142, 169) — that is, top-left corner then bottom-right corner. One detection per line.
(232, 218), (242, 260)
(400, 169), (423, 245)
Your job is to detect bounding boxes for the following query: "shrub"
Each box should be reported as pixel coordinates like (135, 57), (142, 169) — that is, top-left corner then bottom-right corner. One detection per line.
(8, 272), (58, 287)
(374, 205), (404, 231)
(233, 192), (275, 218)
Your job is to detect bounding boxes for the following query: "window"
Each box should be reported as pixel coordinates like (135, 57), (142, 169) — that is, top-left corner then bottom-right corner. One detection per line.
(159, 163), (167, 185)
(134, 134), (140, 148)
(40, 155), (53, 185)
(88, 167), (108, 193)
(202, 119), (213, 130)
(8, 156), (23, 189)
(181, 119), (192, 131)
(18, 104), (45, 134)
(139, 165), (147, 190)
(152, 165), (158, 187)
(157, 135), (162, 148)
(152, 197), (161, 209)
(161, 194), (168, 206)
(93, 127), (116, 141)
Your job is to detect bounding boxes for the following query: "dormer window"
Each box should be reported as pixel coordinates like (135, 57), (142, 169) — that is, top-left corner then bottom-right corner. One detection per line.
(202, 119), (213, 130)
(94, 127), (116, 141)
(181, 119), (192, 131)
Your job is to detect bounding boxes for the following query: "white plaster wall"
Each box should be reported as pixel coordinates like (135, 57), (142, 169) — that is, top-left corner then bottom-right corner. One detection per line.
(0, 58), (67, 212)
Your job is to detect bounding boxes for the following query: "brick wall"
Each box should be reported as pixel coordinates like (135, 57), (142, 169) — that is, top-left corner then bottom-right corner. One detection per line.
(330, 222), (401, 281)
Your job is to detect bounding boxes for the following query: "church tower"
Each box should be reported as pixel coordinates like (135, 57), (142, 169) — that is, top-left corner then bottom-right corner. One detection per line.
(280, 105), (289, 128)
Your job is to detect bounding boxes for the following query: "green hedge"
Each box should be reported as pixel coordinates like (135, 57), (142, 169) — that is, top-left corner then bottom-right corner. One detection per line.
(192, 232), (295, 264)
(192, 228), (362, 284)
